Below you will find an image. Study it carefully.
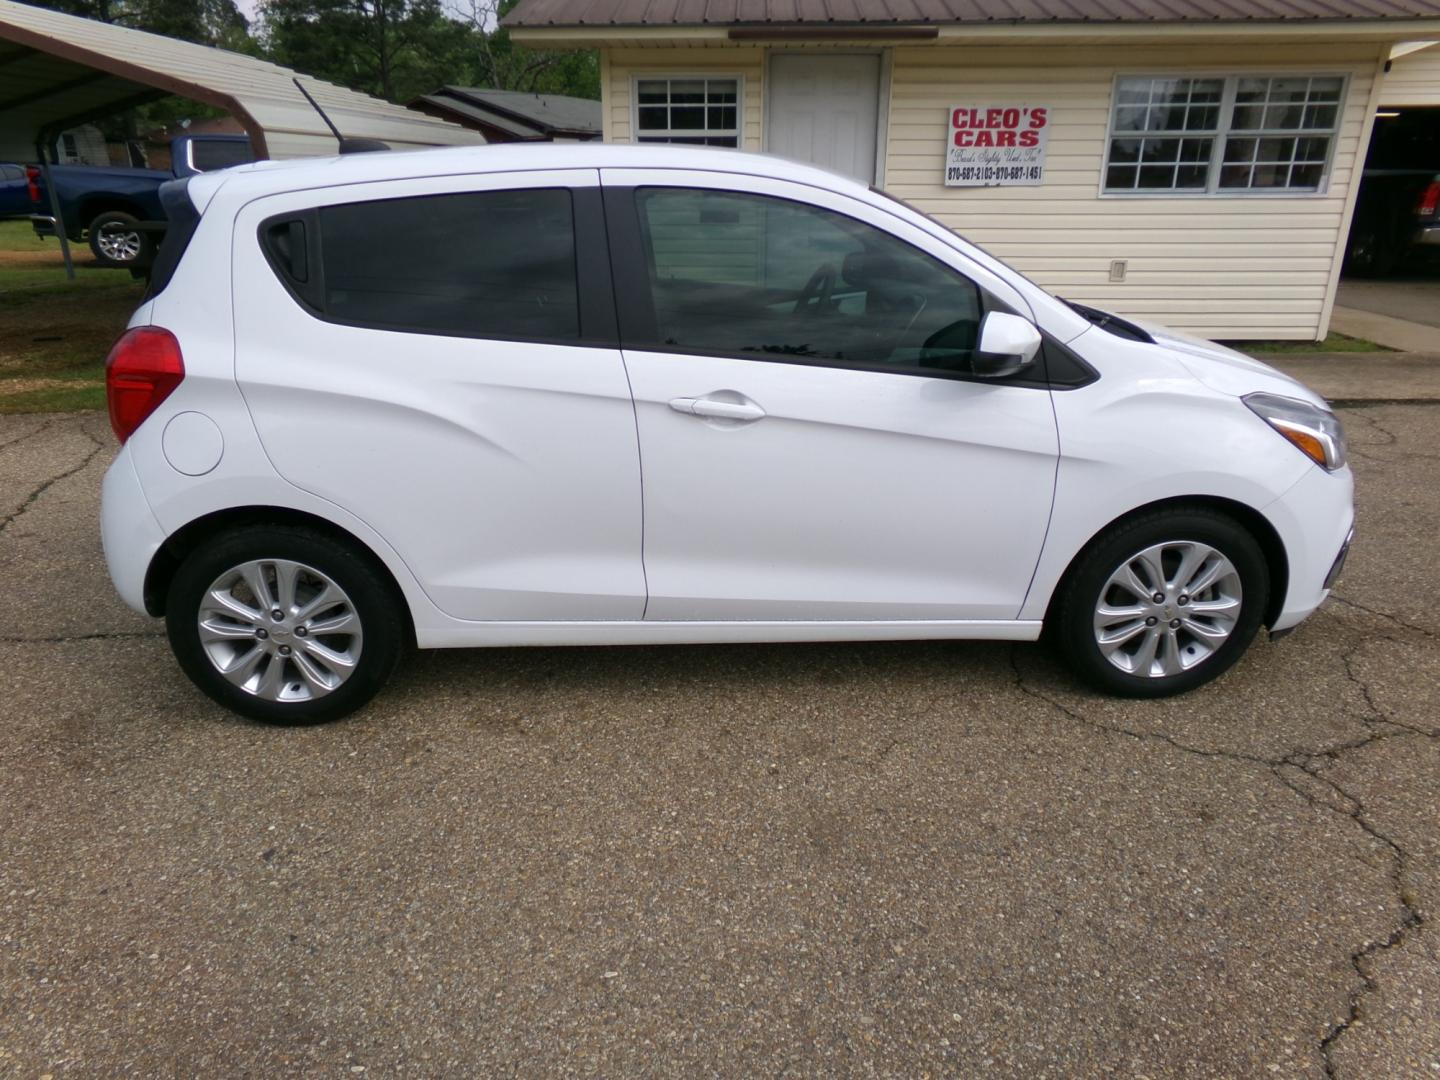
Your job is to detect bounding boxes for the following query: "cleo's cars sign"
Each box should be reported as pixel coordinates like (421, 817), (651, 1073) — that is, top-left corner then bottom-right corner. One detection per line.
(946, 105), (1050, 187)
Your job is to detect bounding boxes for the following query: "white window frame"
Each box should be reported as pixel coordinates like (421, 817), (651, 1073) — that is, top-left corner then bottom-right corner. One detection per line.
(630, 74), (745, 148)
(1099, 72), (1348, 198)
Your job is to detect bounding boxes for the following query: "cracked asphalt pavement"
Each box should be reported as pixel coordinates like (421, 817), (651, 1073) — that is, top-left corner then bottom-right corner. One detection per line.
(1, 408), (1437, 1078)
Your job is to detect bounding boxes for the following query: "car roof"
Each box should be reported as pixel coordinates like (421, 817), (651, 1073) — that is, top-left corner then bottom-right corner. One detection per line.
(189, 142), (872, 208)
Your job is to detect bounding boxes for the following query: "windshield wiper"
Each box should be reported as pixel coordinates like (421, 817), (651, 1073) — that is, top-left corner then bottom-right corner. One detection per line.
(1062, 299), (1153, 344)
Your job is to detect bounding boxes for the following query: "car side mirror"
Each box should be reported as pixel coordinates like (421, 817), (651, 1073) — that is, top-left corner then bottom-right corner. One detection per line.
(973, 311), (1042, 378)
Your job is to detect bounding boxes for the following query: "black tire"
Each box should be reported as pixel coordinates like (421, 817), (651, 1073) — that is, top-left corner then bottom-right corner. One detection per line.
(1344, 219), (1399, 278)
(1052, 508), (1270, 698)
(165, 525), (406, 724)
(87, 210), (154, 268)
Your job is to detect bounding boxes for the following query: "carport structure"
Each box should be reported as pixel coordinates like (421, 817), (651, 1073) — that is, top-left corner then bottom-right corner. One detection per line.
(0, 0), (482, 160)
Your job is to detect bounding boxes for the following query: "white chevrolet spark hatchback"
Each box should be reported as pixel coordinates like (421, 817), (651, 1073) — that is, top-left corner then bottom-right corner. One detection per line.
(101, 144), (1353, 724)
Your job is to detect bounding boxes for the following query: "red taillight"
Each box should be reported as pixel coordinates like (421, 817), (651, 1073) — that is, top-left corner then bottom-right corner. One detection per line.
(1418, 180), (1440, 219)
(105, 327), (184, 444)
(25, 165), (40, 203)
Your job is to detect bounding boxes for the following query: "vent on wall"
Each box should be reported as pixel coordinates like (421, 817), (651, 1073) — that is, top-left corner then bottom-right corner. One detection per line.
(1109, 259), (1128, 283)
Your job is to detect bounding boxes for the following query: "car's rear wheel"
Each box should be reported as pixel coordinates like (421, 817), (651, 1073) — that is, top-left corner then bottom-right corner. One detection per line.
(165, 526), (405, 724)
(1053, 508), (1269, 697)
(88, 210), (153, 268)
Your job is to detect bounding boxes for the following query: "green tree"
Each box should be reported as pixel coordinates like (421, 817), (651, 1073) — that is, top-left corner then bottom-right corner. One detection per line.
(465, 0), (597, 99)
(260, 0), (482, 102)
(24, 0), (250, 46)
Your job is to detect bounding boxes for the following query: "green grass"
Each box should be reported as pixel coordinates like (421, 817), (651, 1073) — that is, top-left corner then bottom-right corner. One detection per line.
(0, 218), (143, 413)
(0, 265), (138, 290)
(0, 218), (52, 252)
(1231, 331), (1394, 355)
(0, 382), (106, 414)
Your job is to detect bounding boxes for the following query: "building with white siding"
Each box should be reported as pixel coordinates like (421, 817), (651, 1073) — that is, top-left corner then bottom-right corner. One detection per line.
(507, 1), (1440, 341)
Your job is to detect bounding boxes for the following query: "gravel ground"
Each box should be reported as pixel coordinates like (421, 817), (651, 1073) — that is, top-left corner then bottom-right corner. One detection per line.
(1, 408), (1437, 1078)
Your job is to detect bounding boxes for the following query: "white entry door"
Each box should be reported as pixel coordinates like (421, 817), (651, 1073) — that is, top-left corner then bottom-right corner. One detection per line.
(767, 54), (881, 184)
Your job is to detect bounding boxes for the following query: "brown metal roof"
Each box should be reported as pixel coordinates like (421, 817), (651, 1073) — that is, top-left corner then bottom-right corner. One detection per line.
(504, 0), (1440, 26)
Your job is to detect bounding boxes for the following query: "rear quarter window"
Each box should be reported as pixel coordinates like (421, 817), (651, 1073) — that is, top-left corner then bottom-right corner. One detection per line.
(267, 188), (582, 343)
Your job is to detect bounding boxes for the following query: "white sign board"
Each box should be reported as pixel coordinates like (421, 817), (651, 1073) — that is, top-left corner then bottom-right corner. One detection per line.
(945, 105), (1051, 187)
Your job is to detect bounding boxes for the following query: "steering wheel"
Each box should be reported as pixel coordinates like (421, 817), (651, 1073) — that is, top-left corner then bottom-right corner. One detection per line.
(794, 263), (838, 317)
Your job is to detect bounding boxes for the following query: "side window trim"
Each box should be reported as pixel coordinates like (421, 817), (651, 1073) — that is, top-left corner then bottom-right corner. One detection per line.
(600, 182), (1079, 389)
(257, 183), (619, 350)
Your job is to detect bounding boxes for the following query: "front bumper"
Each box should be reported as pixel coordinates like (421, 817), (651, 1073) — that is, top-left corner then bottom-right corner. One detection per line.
(1263, 463), (1355, 633)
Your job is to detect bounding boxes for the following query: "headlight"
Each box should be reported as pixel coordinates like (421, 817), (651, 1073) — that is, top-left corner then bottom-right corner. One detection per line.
(1243, 392), (1347, 471)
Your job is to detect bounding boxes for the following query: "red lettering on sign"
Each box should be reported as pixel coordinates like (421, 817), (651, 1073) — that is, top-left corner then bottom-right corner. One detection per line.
(1029, 107), (1048, 129)
(996, 130), (1017, 148)
(973, 130), (996, 147)
(1019, 130), (1039, 147)
(1002, 108), (1021, 128)
(953, 130), (974, 147)
(985, 108), (1003, 127)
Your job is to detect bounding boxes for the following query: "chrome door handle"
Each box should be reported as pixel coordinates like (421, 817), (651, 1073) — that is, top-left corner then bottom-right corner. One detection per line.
(668, 396), (766, 422)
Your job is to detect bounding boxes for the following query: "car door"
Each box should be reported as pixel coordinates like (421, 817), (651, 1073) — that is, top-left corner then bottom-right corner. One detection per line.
(231, 169), (645, 622)
(601, 169), (1059, 623)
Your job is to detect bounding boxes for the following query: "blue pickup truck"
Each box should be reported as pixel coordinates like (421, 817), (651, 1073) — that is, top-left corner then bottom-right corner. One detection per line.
(23, 134), (253, 267)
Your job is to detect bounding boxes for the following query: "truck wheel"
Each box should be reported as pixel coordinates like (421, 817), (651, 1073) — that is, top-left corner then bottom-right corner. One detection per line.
(88, 211), (153, 268)
(1344, 220), (1398, 278)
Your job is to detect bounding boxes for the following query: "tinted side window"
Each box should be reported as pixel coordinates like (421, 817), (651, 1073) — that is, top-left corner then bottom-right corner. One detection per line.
(315, 189), (580, 341)
(634, 188), (983, 374)
(189, 139), (254, 172)
(0, 165), (22, 181)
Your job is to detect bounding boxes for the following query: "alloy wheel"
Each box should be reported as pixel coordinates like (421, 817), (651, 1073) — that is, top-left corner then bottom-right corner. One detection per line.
(1092, 540), (1243, 678)
(196, 558), (363, 702)
(96, 227), (142, 263)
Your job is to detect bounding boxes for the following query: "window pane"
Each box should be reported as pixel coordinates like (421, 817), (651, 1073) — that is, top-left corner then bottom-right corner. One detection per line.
(1110, 73), (1339, 193)
(669, 80), (705, 103)
(1256, 136), (1296, 162)
(1263, 103), (1304, 129)
(1176, 164), (1209, 188)
(1180, 137), (1212, 162)
(1141, 138), (1180, 162)
(1106, 164), (1139, 189)
(1224, 137), (1257, 163)
(1138, 165), (1178, 188)
(190, 139), (254, 171)
(1251, 163), (1286, 187)
(1231, 105), (1266, 130)
(1113, 105), (1147, 131)
(1185, 105), (1219, 130)
(635, 188), (984, 374)
(671, 106), (705, 129)
(634, 77), (741, 146)
(1218, 164), (1253, 188)
(318, 189), (579, 341)
(1109, 138), (1141, 163)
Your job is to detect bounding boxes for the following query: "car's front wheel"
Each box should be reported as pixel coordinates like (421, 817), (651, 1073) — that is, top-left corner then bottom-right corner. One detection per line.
(165, 526), (406, 724)
(1053, 508), (1270, 697)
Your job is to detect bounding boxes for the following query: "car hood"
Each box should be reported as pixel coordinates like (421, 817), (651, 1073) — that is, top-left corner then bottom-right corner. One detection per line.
(1128, 317), (1330, 409)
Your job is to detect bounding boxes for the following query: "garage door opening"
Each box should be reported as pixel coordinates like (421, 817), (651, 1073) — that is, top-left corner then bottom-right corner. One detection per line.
(1343, 106), (1440, 277)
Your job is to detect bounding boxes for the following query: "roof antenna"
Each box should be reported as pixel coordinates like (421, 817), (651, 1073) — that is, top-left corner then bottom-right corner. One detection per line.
(292, 78), (391, 154)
